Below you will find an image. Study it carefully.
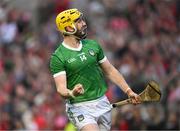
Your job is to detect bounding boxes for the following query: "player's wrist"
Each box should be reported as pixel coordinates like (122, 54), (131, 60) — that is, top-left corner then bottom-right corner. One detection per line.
(125, 87), (131, 94)
(68, 89), (75, 98)
(126, 88), (133, 96)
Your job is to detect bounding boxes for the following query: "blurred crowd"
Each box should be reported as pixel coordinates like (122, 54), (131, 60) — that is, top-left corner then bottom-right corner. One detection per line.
(0, 0), (179, 130)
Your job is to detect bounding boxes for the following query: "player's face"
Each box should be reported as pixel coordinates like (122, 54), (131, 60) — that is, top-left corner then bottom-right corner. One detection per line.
(74, 15), (87, 39)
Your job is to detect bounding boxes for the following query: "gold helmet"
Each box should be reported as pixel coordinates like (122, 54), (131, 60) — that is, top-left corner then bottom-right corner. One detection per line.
(56, 8), (82, 34)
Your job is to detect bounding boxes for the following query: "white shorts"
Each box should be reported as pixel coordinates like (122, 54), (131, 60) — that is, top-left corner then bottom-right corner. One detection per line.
(66, 95), (112, 130)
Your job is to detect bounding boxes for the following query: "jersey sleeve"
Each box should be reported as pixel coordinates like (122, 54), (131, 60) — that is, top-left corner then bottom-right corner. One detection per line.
(50, 54), (66, 77)
(96, 41), (107, 64)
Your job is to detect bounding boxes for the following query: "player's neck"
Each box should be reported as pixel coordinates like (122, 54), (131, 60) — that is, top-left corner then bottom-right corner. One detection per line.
(63, 36), (80, 48)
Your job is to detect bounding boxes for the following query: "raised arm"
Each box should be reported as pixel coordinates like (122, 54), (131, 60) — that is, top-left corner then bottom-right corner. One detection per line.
(100, 58), (141, 104)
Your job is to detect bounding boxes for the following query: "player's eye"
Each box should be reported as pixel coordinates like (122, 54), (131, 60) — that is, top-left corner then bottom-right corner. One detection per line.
(74, 15), (85, 23)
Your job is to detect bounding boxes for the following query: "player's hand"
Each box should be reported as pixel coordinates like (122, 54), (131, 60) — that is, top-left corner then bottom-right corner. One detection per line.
(72, 83), (84, 97)
(127, 90), (141, 105)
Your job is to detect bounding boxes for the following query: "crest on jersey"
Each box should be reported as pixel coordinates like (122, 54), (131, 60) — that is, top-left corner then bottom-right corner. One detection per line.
(88, 49), (95, 56)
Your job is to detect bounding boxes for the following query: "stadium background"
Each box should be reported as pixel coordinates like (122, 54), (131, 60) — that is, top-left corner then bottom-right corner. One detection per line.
(0, 0), (179, 130)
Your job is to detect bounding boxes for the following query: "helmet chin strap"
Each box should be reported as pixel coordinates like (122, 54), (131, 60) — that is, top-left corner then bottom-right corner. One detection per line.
(73, 33), (87, 40)
(73, 35), (81, 40)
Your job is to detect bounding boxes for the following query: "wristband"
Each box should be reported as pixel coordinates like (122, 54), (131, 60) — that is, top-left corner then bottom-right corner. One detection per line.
(125, 88), (131, 94)
(68, 90), (75, 98)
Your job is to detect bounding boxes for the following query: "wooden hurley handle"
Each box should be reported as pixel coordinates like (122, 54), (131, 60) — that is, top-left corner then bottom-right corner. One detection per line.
(112, 99), (131, 108)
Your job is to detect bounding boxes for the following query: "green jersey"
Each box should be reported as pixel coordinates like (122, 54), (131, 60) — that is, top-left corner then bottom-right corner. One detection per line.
(50, 39), (108, 103)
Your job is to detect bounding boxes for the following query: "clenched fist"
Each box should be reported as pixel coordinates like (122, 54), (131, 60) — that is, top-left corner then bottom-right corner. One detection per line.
(72, 83), (84, 96)
(127, 90), (141, 105)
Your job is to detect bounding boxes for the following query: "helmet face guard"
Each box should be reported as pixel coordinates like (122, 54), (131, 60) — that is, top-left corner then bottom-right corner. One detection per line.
(56, 9), (86, 35)
(73, 15), (87, 40)
(74, 26), (87, 40)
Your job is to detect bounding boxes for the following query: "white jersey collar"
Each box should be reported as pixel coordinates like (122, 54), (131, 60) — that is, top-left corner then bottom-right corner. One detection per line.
(62, 41), (82, 51)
